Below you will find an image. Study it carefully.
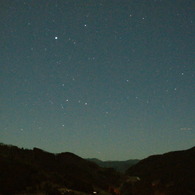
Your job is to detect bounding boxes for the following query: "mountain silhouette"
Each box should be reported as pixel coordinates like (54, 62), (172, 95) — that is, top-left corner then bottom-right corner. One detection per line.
(0, 143), (120, 194)
(1, 143), (194, 195)
(123, 147), (195, 195)
(87, 158), (139, 173)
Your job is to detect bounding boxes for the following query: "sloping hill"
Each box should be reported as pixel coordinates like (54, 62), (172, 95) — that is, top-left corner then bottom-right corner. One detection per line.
(87, 158), (139, 173)
(0, 143), (120, 194)
(124, 147), (195, 195)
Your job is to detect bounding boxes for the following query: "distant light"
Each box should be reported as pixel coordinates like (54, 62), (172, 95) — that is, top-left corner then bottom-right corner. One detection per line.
(55, 36), (58, 40)
(180, 127), (192, 131)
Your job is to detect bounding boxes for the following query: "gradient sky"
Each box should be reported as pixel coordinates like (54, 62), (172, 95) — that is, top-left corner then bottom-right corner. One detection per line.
(0, 0), (194, 160)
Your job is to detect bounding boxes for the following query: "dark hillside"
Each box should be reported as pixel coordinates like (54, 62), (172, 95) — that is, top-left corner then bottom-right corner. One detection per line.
(0, 143), (120, 194)
(124, 147), (195, 195)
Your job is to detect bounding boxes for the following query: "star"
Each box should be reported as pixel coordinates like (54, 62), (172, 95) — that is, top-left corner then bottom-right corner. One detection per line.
(1, 0), (194, 161)
(49, 100), (54, 104)
(180, 127), (192, 131)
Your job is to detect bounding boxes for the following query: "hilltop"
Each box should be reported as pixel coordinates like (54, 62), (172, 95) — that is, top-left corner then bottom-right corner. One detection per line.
(0, 143), (121, 195)
(0, 143), (194, 195)
(123, 147), (195, 195)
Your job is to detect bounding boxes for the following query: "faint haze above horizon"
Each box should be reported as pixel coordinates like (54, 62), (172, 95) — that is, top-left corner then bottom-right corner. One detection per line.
(0, 0), (194, 160)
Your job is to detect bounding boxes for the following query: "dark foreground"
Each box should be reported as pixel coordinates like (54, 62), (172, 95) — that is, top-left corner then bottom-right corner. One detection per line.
(0, 143), (194, 195)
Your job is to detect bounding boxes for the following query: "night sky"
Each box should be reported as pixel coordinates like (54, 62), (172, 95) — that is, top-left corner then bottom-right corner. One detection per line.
(1, 0), (194, 160)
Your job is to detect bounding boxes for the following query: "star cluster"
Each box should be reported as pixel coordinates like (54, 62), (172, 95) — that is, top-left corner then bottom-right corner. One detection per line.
(0, 0), (194, 160)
